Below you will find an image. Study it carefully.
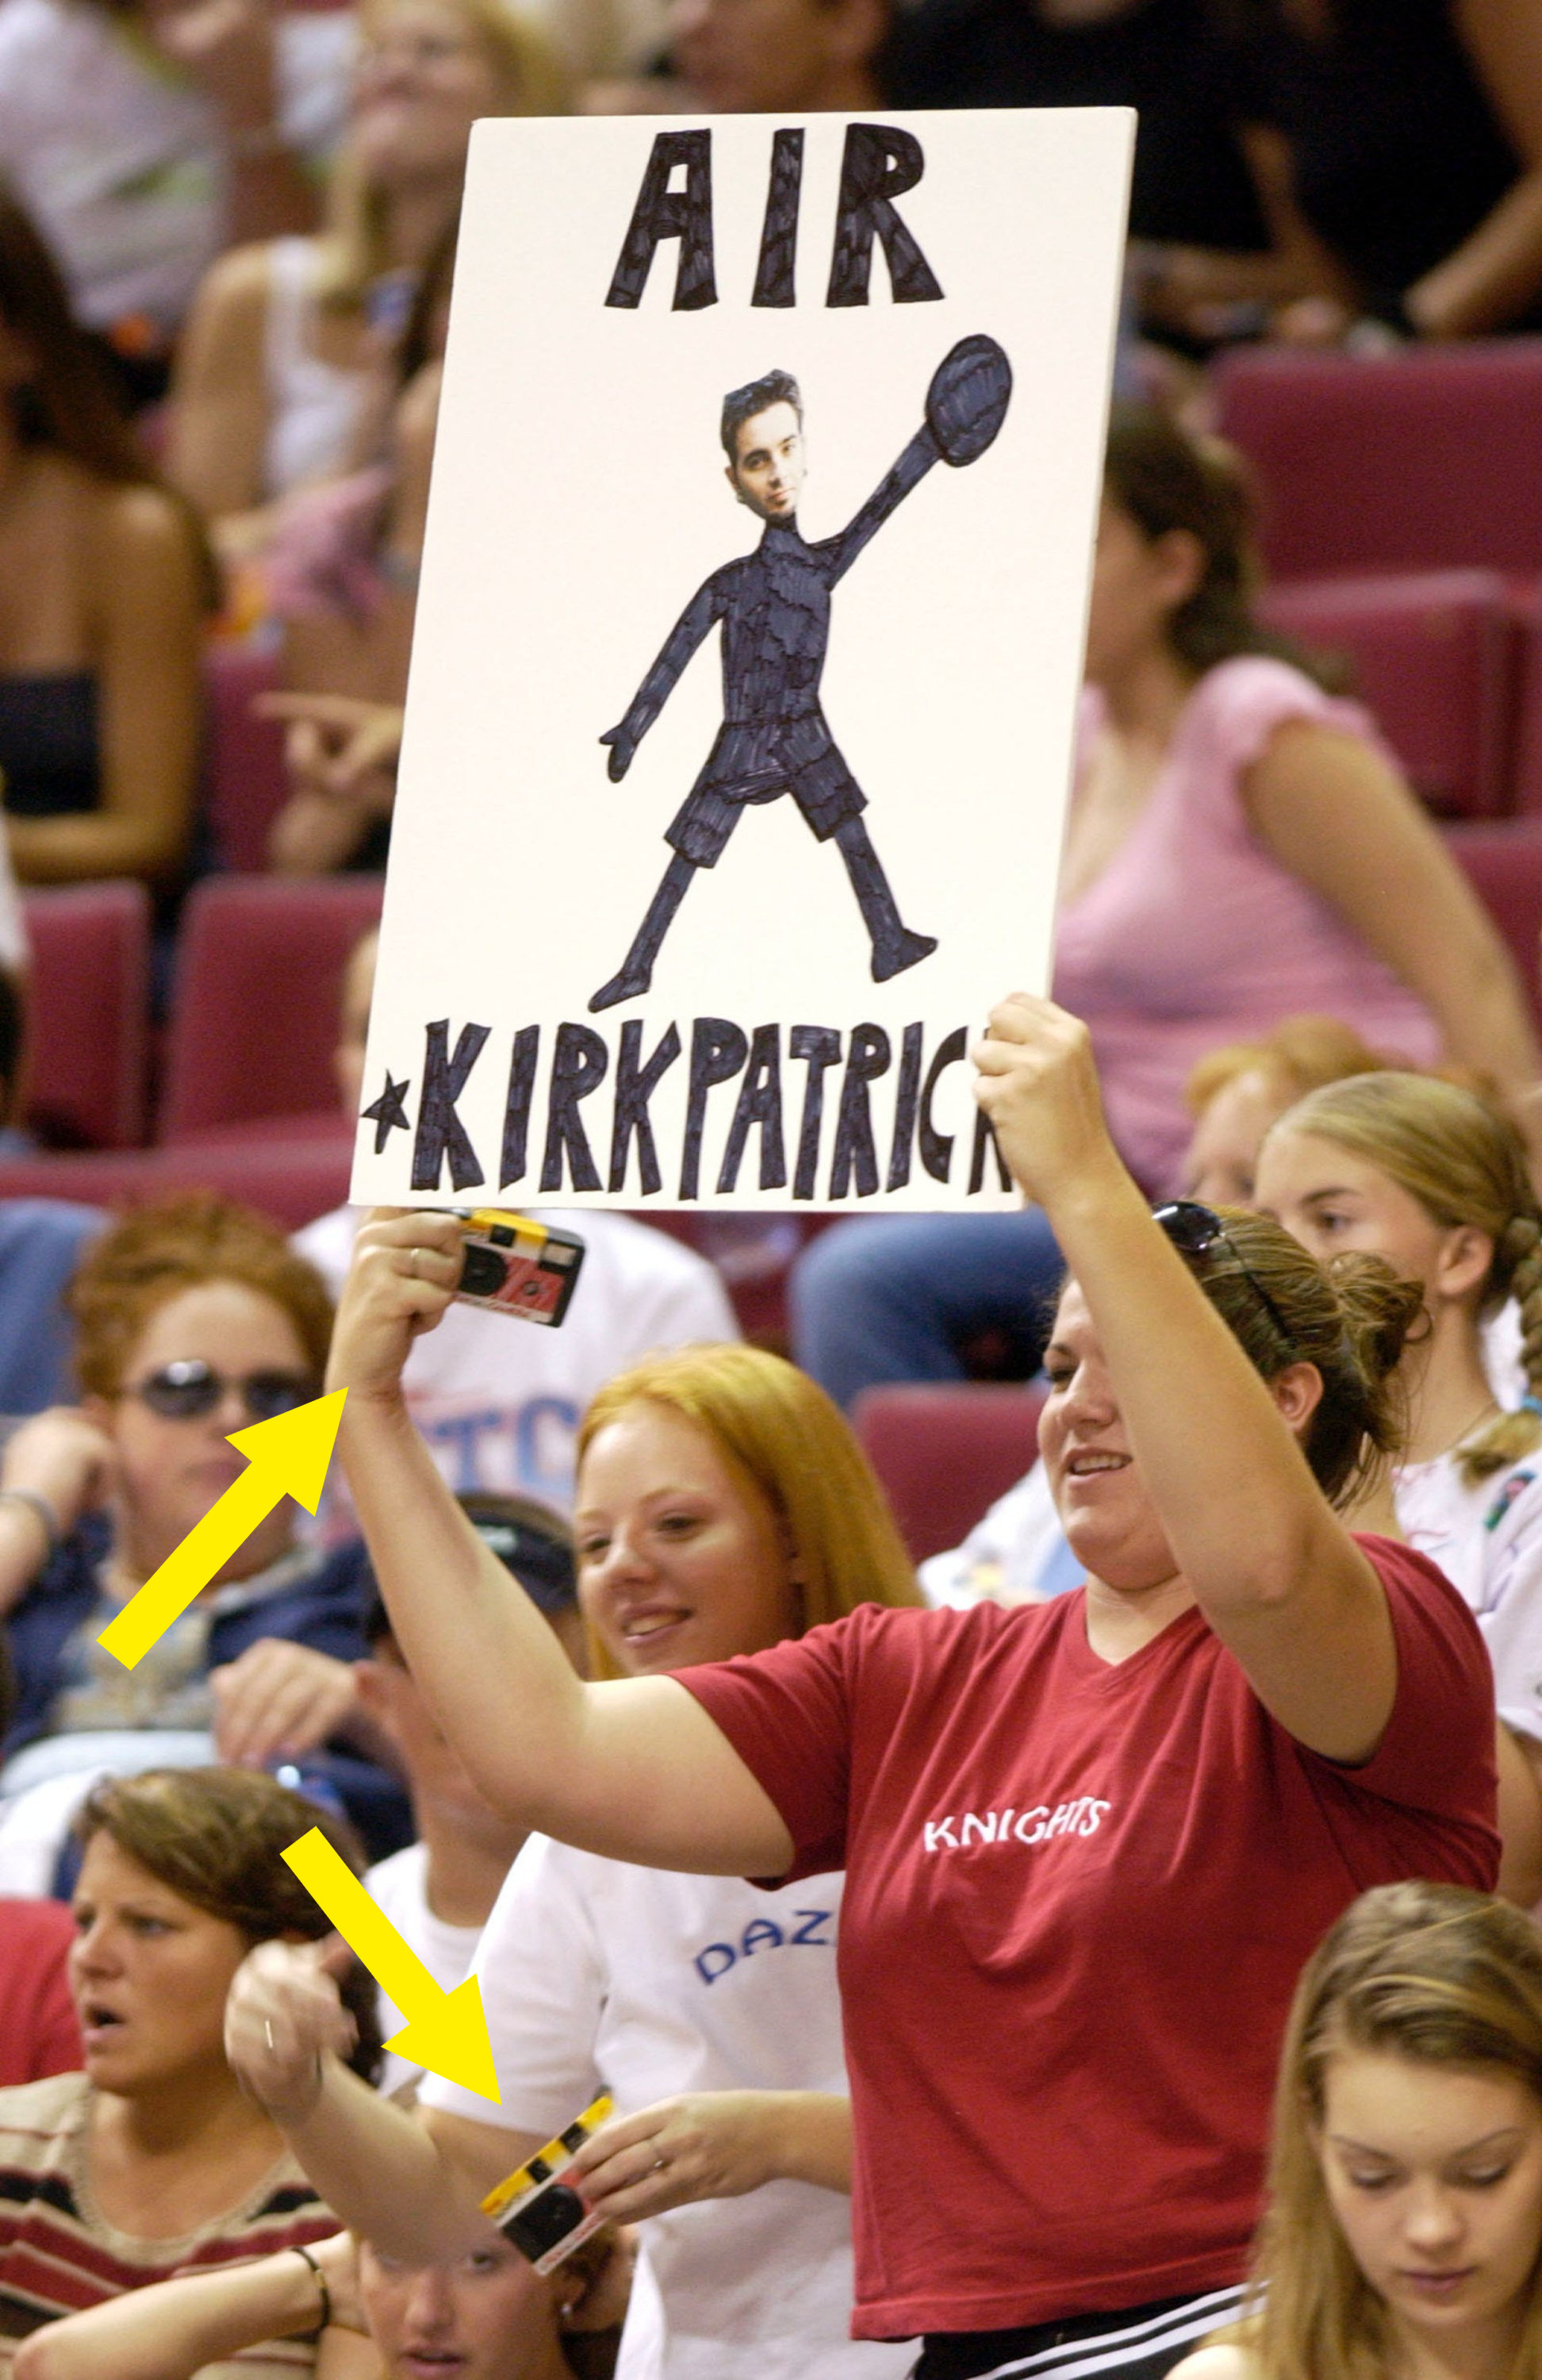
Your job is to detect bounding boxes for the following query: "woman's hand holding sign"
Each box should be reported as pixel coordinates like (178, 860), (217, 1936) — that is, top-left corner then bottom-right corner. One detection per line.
(327, 1210), (462, 1407)
(972, 994), (1125, 1215)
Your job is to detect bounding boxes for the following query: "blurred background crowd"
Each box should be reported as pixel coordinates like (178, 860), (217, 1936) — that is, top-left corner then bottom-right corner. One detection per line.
(2, 2), (1542, 2375)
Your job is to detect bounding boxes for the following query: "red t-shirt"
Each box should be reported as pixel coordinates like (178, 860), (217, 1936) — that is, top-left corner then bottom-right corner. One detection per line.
(0, 1902), (82, 2088)
(680, 1537), (1498, 2340)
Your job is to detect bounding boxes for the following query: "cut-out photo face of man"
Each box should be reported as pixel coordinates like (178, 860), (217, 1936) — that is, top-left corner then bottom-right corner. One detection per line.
(725, 399), (806, 524)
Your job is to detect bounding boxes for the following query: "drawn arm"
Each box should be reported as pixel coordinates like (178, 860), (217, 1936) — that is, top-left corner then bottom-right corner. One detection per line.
(600, 573), (726, 781)
(825, 333), (1012, 586)
(823, 428), (939, 587)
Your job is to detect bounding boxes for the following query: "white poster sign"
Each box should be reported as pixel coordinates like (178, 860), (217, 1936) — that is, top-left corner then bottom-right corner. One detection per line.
(354, 107), (1132, 1212)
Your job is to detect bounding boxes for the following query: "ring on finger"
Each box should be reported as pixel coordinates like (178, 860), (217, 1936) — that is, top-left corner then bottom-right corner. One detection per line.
(408, 1247), (424, 1280)
(650, 2155), (667, 2174)
(264, 2021), (275, 2051)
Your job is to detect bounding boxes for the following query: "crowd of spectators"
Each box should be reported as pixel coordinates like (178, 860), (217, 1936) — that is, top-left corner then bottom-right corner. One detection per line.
(3, 2), (1542, 2378)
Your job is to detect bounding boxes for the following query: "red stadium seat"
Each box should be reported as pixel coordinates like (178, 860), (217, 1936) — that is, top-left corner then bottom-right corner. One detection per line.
(1444, 819), (1542, 1036)
(0, 1138), (353, 1234)
(1259, 571), (1520, 818)
(1215, 344), (1542, 584)
(203, 646), (291, 873)
(22, 881), (152, 1150)
(159, 875), (382, 1142)
(853, 1382), (1046, 1566)
(1509, 592), (1542, 816)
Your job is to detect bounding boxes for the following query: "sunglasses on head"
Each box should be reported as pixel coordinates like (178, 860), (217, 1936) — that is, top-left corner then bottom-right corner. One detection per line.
(1151, 1200), (1295, 1350)
(125, 1360), (319, 1425)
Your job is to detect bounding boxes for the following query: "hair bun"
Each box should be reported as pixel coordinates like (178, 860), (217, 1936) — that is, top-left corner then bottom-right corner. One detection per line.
(1326, 1253), (1426, 1399)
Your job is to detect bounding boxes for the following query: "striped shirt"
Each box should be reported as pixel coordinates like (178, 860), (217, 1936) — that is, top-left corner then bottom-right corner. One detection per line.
(0, 2071), (333, 2377)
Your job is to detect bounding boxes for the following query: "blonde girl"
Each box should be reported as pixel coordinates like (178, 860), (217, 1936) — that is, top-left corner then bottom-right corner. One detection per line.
(168, 0), (565, 544)
(1255, 1071), (1542, 1901)
(1174, 1880), (1542, 2380)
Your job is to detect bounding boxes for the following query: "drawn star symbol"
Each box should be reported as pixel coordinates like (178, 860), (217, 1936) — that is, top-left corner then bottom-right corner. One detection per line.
(362, 1071), (411, 1154)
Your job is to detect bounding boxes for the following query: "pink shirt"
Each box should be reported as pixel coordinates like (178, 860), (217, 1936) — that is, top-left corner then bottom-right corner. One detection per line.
(1053, 657), (1443, 1193)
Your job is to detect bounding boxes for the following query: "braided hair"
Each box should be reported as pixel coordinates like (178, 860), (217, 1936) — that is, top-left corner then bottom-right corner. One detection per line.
(1269, 1071), (1542, 1484)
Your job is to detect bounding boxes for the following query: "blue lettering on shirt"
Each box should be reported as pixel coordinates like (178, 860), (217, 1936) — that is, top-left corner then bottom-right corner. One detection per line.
(692, 1909), (834, 1984)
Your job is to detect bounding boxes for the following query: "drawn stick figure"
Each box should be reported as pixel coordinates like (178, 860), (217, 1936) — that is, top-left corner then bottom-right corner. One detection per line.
(590, 334), (1012, 1013)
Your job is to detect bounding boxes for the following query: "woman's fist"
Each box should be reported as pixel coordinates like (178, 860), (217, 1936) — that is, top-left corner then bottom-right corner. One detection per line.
(327, 1209), (464, 1403)
(225, 1938), (356, 2124)
(972, 993), (1119, 1208)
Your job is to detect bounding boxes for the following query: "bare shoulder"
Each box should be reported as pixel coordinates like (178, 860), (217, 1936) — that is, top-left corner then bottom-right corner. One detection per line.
(1168, 2347), (1260, 2380)
(1246, 713), (1381, 792)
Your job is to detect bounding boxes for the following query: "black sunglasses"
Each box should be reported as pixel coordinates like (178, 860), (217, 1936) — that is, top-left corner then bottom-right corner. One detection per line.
(125, 1360), (319, 1425)
(1151, 1200), (1295, 1350)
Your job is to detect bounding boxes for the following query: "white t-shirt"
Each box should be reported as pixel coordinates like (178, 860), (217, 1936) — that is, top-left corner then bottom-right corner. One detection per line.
(364, 1841), (485, 2099)
(1395, 1445), (1542, 1744)
(0, 0), (352, 336)
(294, 1205), (738, 1512)
(421, 1839), (911, 2380)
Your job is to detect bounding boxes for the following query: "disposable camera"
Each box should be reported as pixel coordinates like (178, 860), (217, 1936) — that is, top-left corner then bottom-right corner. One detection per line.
(450, 1209), (585, 1328)
(481, 2092), (613, 2274)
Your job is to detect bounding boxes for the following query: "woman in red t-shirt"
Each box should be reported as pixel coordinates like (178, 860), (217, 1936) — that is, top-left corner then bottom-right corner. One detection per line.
(251, 995), (1499, 2380)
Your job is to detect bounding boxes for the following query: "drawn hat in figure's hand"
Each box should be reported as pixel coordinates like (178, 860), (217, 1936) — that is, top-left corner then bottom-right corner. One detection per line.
(926, 335), (1012, 466)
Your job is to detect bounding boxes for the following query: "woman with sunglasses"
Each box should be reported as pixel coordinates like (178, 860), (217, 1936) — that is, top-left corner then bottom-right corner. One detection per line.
(0, 1194), (401, 1859)
(236, 992), (1499, 2380)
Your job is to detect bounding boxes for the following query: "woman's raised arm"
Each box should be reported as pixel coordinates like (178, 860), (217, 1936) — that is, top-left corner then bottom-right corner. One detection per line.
(224, 1939), (530, 2265)
(975, 997), (1397, 1764)
(329, 1213), (792, 1875)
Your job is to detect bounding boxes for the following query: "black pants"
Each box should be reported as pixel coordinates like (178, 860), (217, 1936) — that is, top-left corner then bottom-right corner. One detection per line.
(912, 2285), (1248, 2380)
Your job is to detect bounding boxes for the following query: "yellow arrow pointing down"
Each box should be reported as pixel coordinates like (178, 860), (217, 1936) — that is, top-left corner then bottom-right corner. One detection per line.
(98, 1390), (349, 1670)
(282, 1827), (501, 2102)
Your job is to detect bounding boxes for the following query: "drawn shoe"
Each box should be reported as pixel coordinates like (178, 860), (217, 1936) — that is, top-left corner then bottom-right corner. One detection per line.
(870, 928), (938, 983)
(589, 965), (654, 1014)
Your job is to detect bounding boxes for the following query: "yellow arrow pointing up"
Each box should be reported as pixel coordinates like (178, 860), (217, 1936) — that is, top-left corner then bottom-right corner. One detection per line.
(97, 1390), (349, 1670)
(282, 1827), (501, 2102)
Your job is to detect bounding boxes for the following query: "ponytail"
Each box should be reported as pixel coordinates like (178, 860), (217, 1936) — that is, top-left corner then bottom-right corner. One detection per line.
(1190, 1211), (1421, 1507)
(1461, 1215), (1542, 1481)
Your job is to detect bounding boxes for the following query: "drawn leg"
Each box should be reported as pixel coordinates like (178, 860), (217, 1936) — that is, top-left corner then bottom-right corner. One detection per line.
(589, 852), (697, 1012)
(832, 816), (937, 983)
